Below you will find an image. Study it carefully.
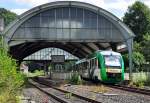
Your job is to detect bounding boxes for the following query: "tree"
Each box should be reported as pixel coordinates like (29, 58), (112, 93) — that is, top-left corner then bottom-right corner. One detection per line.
(123, 44), (145, 72)
(0, 37), (25, 103)
(141, 33), (150, 63)
(0, 8), (17, 26)
(123, 1), (150, 42)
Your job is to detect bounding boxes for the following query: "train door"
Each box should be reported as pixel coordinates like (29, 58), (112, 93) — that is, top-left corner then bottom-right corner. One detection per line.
(86, 60), (91, 78)
(81, 61), (89, 78)
(93, 58), (101, 80)
(88, 58), (96, 79)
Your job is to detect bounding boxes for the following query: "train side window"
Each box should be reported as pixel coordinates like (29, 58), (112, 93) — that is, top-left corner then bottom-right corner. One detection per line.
(96, 58), (101, 69)
(86, 61), (88, 69)
(87, 60), (89, 68)
(92, 59), (94, 68)
(84, 62), (87, 70)
(92, 58), (96, 68)
(90, 60), (92, 68)
(91, 59), (93, 68)
(94, 58), (96, 67)
(93, 59), (95, 67)
(89, 60), (91, 69)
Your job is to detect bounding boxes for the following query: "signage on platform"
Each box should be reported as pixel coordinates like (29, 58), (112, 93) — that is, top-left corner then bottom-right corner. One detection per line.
(51, 55), (65, 63)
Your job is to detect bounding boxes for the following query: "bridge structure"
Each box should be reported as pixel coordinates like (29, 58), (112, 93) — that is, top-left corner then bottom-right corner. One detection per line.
(2, 1), (134, 78)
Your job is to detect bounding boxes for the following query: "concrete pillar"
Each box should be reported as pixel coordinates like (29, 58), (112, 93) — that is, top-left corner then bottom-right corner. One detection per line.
(44, 64), (47, 76)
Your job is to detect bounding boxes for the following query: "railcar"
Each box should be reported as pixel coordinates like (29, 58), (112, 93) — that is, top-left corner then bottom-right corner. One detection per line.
(74, 50), (124, 83)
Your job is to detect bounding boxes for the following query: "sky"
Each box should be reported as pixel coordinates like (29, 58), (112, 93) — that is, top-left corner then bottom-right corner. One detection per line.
(0, 0), (150, 19)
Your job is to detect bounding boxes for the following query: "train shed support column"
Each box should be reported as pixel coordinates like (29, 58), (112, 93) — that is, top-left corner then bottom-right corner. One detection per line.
(44, 62), (48, 76)
(127, 38), (133, 80)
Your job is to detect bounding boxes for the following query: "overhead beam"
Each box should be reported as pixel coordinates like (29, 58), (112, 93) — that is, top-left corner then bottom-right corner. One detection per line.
(87, 43), (99, 50)
(94, 43), (106, 50)
(81, 43), (95, 52)
(67, 43), (88, 57)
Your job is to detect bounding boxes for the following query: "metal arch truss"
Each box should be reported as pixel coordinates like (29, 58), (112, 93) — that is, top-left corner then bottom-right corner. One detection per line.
(4, 1), (135, 79)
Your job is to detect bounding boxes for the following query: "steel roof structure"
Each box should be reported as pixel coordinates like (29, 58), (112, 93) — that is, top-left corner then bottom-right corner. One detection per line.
(24, 47), (79, 60)
(2, 1), (134, 77)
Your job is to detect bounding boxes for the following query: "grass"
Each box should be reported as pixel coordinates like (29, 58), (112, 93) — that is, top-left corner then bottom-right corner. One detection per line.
(26, 70), (45, 77)
(91, 85), (108, 93)
(68, 72), (82, 85)
(129, 72), (150, 88)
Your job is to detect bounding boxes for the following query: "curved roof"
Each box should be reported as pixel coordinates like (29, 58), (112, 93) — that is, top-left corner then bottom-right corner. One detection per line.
(3, 1), (135, 60)
(4, 1), (134, 41)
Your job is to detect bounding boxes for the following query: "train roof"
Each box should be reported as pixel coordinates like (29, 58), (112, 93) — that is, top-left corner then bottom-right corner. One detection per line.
(75, 50), (121, 64)
(75, 58), (87, 64)
(96, 50), (121, 56)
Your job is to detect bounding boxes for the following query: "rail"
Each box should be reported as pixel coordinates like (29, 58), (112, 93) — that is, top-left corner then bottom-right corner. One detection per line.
(30, 77), (102, 103)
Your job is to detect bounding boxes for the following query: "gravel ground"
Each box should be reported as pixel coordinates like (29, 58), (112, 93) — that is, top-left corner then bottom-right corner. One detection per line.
(36, 77), (150, 103)
(22, 84), (60, 103)
(61, 84), (150, 103)
(25, 78), (150, 103)
(28, 80), (93, 103)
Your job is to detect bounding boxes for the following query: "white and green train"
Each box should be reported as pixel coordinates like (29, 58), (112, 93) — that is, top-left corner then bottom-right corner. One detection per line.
(74, 50), (124, 83)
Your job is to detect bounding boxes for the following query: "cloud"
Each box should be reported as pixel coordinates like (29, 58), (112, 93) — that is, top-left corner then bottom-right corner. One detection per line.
(14, 0), (105, 7)
(11, 0), (150, 18)
(15, 0), (50, 6)
(10, 8), (28, 15)
(144, 0), (150, 7)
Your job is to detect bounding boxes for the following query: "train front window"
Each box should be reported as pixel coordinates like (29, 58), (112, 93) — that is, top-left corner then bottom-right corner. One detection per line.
(104, 55), (121, 69)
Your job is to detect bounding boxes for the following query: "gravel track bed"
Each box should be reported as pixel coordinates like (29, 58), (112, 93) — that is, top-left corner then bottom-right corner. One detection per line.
(33, 77), (150, 103)
(22, 84), (60, 103)
(62, 85), (150, 103)
(30, 80), (93, 103)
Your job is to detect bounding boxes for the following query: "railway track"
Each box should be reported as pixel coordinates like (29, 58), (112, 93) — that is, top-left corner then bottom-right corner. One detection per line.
(33, 77), (150, 96)
(81, 79), (150, 96)
(28, 79), (70, 103)
(107, 84), (150, 96)
(29, 78), (102, 103)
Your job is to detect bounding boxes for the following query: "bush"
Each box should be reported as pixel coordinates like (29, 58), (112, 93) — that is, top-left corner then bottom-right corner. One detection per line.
(69, 72), (82, 85)
(129, 72), (149, 88)
(0, 38), (25, 103)
(132, 80), (144, 88)
(27, 70), (44, 77)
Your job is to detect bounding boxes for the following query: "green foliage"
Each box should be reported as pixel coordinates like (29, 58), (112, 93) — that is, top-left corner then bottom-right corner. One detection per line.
(123, 42), (145, 72)
(141, 33), (150, 63)
(65, 61), (76, 71)
(123, 1), (150, 42)
(0, 38), (25, 103)
(133, 42), (142, 52)
(0, 8), (17, 26)
(27, 70), (44, 77)
(132, 52), (145, 67)
(65, 93), (72, 99)
(27, 61), (43, 73)
(69, 72), (82, 85)
(129, 72), (150, 87)
(129, 80), (144, 88)
(123, 1), (150, 70)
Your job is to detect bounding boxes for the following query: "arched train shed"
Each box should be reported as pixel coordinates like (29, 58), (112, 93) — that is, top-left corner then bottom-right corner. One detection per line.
(3, 1), (135, 78)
